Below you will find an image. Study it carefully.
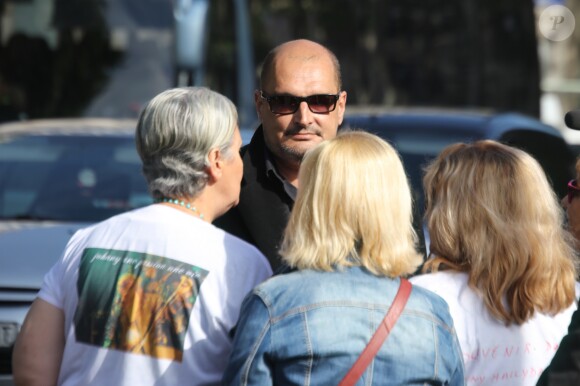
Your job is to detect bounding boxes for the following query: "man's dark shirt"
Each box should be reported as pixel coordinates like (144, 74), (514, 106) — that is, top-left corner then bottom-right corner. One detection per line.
(214, 126), (294, 271)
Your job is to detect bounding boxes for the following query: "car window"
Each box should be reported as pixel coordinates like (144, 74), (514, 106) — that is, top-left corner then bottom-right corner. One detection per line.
(0, 135), (152, 221)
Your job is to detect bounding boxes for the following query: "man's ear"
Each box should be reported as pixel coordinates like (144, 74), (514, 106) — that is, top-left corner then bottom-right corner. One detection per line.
(254, 89), (263, 121)
(336, 90), (348, 126)
(206, 148), (223, 182)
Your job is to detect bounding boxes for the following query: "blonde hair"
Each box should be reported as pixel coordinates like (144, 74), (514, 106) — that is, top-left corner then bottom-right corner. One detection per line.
(280, 130), (423, 277)
(423, 140), (578, 324)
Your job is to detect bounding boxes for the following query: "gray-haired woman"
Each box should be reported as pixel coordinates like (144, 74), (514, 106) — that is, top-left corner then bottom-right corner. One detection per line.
(13, 87), (272, 386)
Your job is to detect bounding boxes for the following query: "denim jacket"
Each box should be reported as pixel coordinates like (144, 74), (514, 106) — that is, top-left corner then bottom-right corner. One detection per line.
(223, 266), (465, 385)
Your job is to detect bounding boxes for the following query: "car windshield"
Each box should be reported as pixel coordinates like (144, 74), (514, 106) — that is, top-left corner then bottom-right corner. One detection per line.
(0, 134), (152, 222)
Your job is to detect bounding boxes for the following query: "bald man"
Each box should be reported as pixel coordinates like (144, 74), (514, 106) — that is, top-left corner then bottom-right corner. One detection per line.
(215, 39), (347, 271)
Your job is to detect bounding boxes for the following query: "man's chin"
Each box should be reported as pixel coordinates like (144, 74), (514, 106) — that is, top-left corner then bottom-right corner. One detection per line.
(281, 141), (322, 160)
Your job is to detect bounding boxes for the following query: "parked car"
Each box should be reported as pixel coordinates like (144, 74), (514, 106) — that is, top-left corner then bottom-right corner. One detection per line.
(0, 118), (153, 385)
(341, 108), (576, 253)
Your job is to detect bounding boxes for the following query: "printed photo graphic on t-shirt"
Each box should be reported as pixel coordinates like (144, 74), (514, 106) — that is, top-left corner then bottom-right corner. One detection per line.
(73, 247), (209, 361)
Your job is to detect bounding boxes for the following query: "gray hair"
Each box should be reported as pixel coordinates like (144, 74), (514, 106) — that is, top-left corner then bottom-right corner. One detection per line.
(135, 87), (238, 199)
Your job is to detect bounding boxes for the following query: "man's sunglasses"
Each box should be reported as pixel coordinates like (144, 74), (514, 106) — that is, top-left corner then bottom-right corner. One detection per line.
(260, 91), (340, 115)
(568, 179), (580, 204)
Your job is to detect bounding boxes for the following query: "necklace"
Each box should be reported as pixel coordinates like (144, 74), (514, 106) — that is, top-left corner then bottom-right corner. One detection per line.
(155, 197), (204, 219)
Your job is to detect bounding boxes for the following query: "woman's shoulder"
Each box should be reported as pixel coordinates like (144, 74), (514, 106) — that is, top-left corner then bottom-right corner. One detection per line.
(406, 274), (468, 328)
(253, 269), (319, 295)
(210, 225), (272, 269)
(410, 271), (467, 291)
(407, 280), (454, 313)
(249, 268), (394, 310)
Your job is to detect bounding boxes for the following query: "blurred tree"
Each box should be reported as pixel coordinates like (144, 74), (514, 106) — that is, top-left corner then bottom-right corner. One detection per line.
(0, 33), (54, 119)
(0, 0), (542, 121)
(51, 0), (123, 117)
(0, 0), (123, 120)
(249, 0), (541, 117)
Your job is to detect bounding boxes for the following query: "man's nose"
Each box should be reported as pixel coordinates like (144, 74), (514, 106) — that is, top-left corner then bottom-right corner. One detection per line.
(292, 101), (314, 126)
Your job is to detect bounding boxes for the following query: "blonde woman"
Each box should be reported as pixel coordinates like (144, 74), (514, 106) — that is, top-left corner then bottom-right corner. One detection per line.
(223, 131), (464, 385)
(411, 140), (579, 386)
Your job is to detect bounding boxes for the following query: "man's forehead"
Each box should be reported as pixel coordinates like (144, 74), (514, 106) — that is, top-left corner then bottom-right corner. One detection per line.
(274, 49), (329, 66)
(269, 56), (336, 85)
(280, 52), (322, 62)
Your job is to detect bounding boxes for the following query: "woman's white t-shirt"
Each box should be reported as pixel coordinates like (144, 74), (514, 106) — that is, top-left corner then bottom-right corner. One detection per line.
(38, 205), (272, 386)
(411, 271), (579, 386)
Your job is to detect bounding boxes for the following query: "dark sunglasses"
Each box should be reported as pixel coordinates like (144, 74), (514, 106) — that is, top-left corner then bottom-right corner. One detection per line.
(260, 91), (340, 115)
(568, 179), (580, 204)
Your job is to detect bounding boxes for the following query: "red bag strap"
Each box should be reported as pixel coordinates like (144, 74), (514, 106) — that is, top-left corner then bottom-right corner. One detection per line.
(338, 278), (412, 386)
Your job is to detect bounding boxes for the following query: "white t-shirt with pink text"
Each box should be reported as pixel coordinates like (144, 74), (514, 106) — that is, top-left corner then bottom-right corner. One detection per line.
(411, 271), (579, 386)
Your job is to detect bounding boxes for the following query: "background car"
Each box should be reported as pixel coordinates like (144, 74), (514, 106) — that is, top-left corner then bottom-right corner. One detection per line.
(0, 118), (152, 385)
(341, 108), (576, 254)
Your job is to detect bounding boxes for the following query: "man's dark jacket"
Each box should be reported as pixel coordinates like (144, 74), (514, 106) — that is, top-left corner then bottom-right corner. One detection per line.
(214, 126), (293, 271)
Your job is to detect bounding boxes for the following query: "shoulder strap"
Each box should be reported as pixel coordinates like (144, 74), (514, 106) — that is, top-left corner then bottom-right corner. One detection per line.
(338, 278), (412, 386)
